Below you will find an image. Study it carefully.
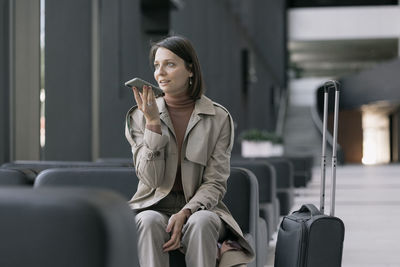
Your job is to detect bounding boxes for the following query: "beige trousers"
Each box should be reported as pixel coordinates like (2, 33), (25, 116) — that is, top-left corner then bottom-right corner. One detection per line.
(135, 192), (225, 267)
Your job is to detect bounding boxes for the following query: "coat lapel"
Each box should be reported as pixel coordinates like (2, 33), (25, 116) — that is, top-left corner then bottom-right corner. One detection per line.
(156, 97), (176, 139)
(157, 95), (216, 142)
(183, 95), (216, 141)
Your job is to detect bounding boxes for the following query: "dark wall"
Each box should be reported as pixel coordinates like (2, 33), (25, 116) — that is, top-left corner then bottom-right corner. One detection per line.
(98, 0), (168, 158)
(317, 59), (400, 112)
(98, 0), (142, 159)
(340, 59), (400, 110)
(99, 0), (287, 158)
(44, 0), (172, 160)
(390, 108), (400, 163)
(171, 0), (245, 140)
(45, 0), (92, 160)
(41, 0), (287, 160)
(0, 0), (9, 164)
(170, 0), (287, 153)
(246, 0), (287, 131)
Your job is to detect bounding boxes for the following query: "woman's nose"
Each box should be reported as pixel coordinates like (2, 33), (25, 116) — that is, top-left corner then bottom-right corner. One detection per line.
(156, 66), (166, 76)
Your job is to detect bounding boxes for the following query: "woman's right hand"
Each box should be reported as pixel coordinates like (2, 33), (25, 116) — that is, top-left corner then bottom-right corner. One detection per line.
(133, 85), (161, 125)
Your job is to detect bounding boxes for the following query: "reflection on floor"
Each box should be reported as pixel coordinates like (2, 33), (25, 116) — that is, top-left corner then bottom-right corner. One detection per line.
(266, 164), (400, 267)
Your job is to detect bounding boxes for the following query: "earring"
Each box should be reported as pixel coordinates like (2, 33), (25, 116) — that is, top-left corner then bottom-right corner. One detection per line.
(189, 77), (193, 86)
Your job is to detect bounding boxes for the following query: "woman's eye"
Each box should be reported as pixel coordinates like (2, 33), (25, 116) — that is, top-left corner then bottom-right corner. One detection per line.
(167, 62), (175, 67)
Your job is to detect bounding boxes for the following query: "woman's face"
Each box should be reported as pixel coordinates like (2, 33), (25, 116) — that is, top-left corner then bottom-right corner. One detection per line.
(153, 47), (193, 96)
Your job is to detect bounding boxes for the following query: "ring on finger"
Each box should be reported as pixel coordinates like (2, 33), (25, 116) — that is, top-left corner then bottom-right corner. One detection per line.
(147, 102), (153, 106)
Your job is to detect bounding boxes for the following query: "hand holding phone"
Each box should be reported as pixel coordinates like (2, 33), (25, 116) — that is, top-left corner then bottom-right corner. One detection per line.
(124, 77), (164, 98)
(126, 77), (162, 125)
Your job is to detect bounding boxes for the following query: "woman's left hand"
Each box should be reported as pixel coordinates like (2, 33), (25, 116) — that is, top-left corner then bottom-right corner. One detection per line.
(163, 209), (191, 252)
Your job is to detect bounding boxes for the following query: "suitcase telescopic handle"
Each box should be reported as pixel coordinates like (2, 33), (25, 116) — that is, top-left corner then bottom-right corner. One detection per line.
(320, 80), (340, 216)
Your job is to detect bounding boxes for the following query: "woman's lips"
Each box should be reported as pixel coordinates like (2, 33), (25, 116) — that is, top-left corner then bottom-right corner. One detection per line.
(159, 80), (170, 86)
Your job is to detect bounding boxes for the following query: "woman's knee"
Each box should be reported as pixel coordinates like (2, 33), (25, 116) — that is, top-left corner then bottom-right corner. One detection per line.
(135, 210), (168, 232)
(185, 210), (221, 233)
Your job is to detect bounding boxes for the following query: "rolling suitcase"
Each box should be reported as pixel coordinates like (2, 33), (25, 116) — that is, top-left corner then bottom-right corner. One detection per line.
(274, 80), (345, 267)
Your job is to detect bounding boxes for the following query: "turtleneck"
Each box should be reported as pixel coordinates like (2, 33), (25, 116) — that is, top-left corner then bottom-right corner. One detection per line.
(164, 92), (195, 110)
(164, 92), (195, 192)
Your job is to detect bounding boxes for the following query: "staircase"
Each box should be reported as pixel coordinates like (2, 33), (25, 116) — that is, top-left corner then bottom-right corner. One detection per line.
(282, 78), (333, 166)
(283, 105), (323, 165)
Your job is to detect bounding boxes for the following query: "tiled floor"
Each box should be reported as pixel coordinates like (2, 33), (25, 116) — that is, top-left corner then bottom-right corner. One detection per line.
(266, 164), (400, 267)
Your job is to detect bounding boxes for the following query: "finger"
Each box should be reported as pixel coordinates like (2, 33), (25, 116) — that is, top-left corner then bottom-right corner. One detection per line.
(162, 234), (176, 249)
(147, 86), (154, 105)
(166, 218), (175, 233)
(142, 85), (148, 105)
(132, 87), (143, 107)
(163, 221), (179, 250)
(163, 234), (180, 251)
(163, 241), (180, 252)
(167, 227), (182, 247)
(162, 238), (174, 250)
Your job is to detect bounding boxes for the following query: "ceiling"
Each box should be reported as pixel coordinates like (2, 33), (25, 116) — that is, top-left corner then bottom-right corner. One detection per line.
(288, 38), (399, 78)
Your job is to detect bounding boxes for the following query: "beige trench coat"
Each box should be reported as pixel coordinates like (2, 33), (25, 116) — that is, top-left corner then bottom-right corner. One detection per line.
(125, 95), (255, 266)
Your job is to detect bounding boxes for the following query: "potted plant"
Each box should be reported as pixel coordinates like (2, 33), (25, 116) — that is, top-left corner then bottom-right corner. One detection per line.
(240, 129), (284, 158)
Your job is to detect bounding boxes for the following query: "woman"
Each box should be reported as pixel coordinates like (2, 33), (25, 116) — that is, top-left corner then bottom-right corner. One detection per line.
(125, 35), (254, 267)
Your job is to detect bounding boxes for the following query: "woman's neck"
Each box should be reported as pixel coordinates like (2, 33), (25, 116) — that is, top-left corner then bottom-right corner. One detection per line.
(164, 91), (194, 109)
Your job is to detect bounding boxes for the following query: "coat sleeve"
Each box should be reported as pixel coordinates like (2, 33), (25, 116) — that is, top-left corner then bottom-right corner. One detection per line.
(183, 111), (234, 213)
(125, 107), (169, 188)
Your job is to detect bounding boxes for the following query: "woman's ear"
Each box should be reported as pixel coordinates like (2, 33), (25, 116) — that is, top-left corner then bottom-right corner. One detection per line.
(188, 64), (193, 77)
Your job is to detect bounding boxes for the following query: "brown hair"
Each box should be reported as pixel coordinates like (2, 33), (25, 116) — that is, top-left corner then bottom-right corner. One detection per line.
(149, 35), (204, 99)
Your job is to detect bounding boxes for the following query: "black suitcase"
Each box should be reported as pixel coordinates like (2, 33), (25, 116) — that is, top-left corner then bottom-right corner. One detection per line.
(274, 80), (345, 267)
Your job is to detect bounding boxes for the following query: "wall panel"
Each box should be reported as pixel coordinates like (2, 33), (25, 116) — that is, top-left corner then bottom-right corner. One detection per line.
(0, 0), (9, 164)
(98, 0), (154, 158)
(45, 0), (92, 160)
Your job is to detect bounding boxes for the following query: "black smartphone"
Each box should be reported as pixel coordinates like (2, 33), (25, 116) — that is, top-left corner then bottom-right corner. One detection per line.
(124, 77), (164, 98)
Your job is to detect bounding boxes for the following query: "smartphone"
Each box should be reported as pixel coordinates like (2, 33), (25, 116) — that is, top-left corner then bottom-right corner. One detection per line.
(124, 77), (164, 98)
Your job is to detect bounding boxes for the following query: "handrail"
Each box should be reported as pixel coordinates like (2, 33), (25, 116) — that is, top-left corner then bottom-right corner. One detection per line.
(275, 88), (288, 136)
(310, 104), (334, 146)
(310, 99), (345, 164)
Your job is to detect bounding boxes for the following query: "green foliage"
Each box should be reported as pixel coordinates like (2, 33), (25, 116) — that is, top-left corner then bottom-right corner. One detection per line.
(240, 129), (283, 144)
